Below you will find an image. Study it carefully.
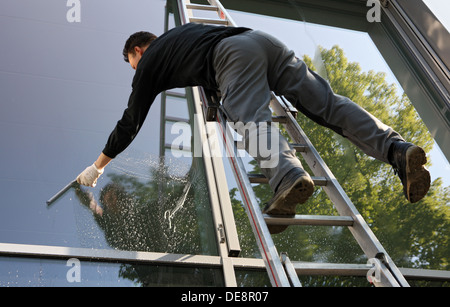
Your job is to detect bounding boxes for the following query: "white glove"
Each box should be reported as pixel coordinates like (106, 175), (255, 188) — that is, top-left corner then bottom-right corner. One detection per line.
(76, 163), (104, 187)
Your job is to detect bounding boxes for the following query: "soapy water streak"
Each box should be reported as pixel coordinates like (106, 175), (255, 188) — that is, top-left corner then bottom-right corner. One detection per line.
(287, 0), (329, 81)
(164, 181), (192, 231)
(108, 149), (198, 233)
(110, 149), (191, 181)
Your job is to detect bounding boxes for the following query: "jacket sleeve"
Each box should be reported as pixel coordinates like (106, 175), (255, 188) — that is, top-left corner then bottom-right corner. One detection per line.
(102, 68), (157, 159)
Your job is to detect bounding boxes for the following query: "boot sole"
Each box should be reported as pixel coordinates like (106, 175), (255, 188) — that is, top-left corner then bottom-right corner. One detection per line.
(263, 175), (314, 234)
(405, 146), (430, 203)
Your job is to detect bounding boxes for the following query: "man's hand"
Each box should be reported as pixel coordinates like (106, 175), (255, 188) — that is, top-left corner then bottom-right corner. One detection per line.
(76, 163), (104, 187)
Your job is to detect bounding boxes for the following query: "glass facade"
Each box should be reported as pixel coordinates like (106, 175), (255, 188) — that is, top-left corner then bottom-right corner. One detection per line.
(0, 256), (224, 287)
(0, 0), (225, 286)
(0, 0), (448, 287)
(1, 0), (167, 248)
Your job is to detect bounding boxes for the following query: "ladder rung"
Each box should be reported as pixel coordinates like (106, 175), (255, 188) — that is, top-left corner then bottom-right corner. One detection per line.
(186, 4), (219, 11)
(165, 115), (189, 123)
(165, 143), (191, 152)
(189, 17), (229, 25)
(248, 173), (328, 186)
(233, 142), (307, 153)
(272, 116), (287, 123)
(178, 0), (408, 288)
(291, 262), (370, 276)
(165, 91), (186, 98)
(291, 143), (308, 152)
(264, 214), (354, 227)
(235, 143), (308, 153)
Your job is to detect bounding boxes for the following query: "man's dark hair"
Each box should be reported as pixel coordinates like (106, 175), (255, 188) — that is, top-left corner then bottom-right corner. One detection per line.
(123, 31), (158, 62)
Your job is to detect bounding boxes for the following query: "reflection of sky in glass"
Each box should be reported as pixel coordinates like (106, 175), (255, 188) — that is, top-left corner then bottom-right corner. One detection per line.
(0, 256), (224, 287)
(0, 0), (217, 256)
(423, 0), (450, 31)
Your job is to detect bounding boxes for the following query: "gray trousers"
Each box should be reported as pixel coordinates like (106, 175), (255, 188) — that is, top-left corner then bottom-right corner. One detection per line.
(212, 30), (403, 191)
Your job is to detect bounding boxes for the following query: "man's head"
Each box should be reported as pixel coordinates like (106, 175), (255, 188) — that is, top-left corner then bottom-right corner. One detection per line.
(123, 31), (157, 70)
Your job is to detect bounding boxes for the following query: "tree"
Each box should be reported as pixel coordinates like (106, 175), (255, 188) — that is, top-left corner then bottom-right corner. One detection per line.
(231, 45), (449, 286)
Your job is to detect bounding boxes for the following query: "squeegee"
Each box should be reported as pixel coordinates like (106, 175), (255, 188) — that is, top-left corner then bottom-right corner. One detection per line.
(46, 179), (78, 205)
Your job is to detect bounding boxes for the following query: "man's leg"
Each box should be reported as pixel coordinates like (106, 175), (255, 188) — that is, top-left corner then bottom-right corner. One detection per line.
(257, 30), (430, 203)
(213, 31), (315, 234)
(213, 30), (306, 191)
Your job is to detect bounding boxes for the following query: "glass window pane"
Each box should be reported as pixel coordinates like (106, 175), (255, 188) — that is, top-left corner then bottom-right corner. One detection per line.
(227, 10), (450, 273)
(423, 0), (450, 31)
(235, 269), (271, 287)
(0, 256), (224, 287)
(166, 95), (190, 119)
(0, 0), (218, 257)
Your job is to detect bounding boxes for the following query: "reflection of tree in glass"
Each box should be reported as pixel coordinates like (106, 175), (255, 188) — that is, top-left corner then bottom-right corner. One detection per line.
(75, 157), (215, 254)
(232, 46), (449, 287)
(74, 157), (221, 286)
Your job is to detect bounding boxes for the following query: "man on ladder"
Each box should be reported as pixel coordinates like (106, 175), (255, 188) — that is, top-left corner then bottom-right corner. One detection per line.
(76, 22), (431, 234)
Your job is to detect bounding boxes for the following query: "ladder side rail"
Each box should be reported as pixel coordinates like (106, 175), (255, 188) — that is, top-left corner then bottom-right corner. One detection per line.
(177, 0), (408, 287)
(213, 107), (290, 287)
(177, 0), (291, 286)
(188, 87), (239, 285)
(281, 253), (302, 287)
(196, 89), (241, 257)
(173, 0), (242, 285)
(177, 0), (242, 258)
(207, 0), (238, 26)
(270, 95), (409, 287)
(177, 0), (191, 25)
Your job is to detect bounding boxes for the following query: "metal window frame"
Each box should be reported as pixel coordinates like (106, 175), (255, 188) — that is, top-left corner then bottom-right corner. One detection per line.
(375, 0), (450, 160)
(1, 243), (449, 283)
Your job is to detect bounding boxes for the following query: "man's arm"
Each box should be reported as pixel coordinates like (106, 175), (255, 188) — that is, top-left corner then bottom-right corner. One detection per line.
(77, 60), (158, 187)
(94, 152), (112, 170)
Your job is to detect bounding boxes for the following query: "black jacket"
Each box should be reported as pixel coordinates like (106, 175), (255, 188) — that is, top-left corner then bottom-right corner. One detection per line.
(102, 23), (250, 158)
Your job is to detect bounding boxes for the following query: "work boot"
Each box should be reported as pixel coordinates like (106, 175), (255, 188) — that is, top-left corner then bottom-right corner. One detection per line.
(388, 141), (430, 203)
(263, 168), (315, 234)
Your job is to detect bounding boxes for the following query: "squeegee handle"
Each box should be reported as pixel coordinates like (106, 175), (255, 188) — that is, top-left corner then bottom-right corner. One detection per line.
(46, 179), (78, 205)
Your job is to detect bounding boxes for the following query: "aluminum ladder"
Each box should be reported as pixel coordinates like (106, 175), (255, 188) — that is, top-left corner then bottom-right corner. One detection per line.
(175, 0), (409, 287)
